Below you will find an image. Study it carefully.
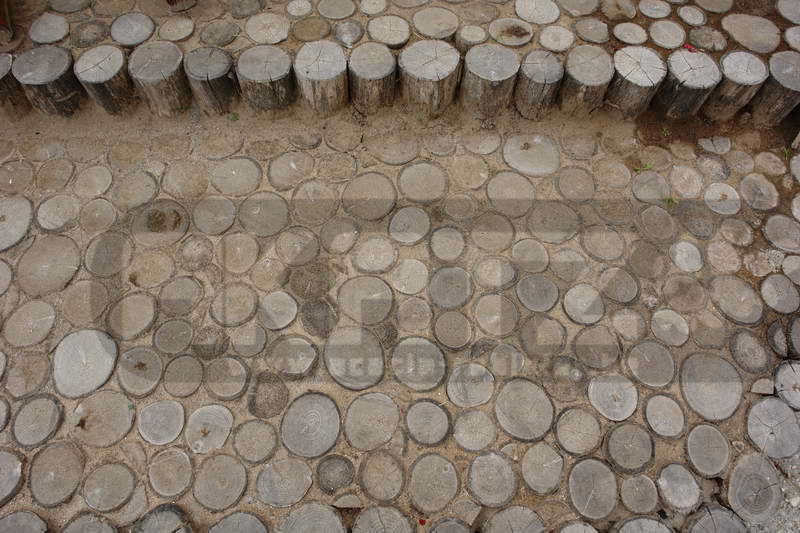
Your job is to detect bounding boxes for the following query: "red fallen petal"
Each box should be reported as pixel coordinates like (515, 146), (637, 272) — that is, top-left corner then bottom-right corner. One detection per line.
(419, 519), (427, 525)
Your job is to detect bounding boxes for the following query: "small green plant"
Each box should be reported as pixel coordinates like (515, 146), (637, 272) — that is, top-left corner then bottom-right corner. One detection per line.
(634, 163), (653, 173)
(663, 196), (678, 208)
(228, 111), (239, 122)
(782, 146), (792, 160)
(661, 126), (671, 138)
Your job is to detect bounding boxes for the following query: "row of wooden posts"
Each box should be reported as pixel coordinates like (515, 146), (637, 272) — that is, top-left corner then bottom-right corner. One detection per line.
(1, 38), (798, 128)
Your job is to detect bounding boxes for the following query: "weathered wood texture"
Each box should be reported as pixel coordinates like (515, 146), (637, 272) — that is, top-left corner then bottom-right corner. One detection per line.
(236, 45), (295, 111)
(559, 45), (614, 117)
(514, 50), (563, 120)
(461, 43), (520, 118)
(750, 51), (800, 128)
(128, 41), (191, 117)
(74, 44), (136, 115)
(654, 49), (721, 119)
(294, 40), (348, 116)
(348, 42), (396, 115)
(703, 51), (768, 121)
(12, 45), (84, 116)
(399, 39), (461, 117)
(0, 53), (31, 120)
(606, 46), (666, 118)
(184, 46), (236, 115)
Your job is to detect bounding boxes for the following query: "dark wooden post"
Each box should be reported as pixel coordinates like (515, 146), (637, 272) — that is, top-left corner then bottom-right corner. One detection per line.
(0, 53), (31, 119)
(654, 49), (721, 119)
(514, 50), (563, 120)
(348, 42), (395, 115)
(12, 45), (84, 116)
(236, 45), (295, 111)
(606, 46), (666, 118)
(702, 51), (767, 122)
(74, 44), (137, 115)
(294, 40), (348, 116)
(184, 46), (236, 115)
(398, 39), (461, 117)
(560, 45), (614, 116)
(461, 43), (519, 118)
(128, 41), (191, 117)
(751, 51), (800, 128)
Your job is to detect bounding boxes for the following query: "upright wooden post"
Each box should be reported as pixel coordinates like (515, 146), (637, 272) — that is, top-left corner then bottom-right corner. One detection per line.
(294, 40), (348, 116)
(12, 45), (84, 117)
(606, 46), (666, 118)
(654, 49), (721, 119)
(751, 51), (800, 128)
(184, 46), (236, 115)
(348, 42), (396, 115)
(74, 44), (137, 115)
(0, 53), (31, 120)
(128, 41), (192, 117)
(461, 43), (519, 118)
(236, 45), (295, 111)
(514, 50), (563, 120)
(559, 45), (614, 116)
(702, 51), (768, 122)
(399, 39), (461, 117)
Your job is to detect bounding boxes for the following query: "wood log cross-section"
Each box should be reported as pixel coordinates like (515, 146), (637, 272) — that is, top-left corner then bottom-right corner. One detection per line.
(184, 46), (236, 115)
(398, 39), (461, 117)
(606, 46), (666, 119)
(294, 40), (349, 116)
(514, 49), (563, 120)
(11, 44), (84, 116)
(74, 44), (137, 115)
(128, 40), (191, 117)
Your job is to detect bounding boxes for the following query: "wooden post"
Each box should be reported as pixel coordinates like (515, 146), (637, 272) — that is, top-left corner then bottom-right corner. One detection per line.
(461, 43), (519, 118)
(236, 45), (295, 111)
(0, 53), (31, 120)
(184, 46), (236, 115)
(751, 51), (800, 128)
(348, 42), (395, 115)
(294, 40), (348, 116)
(559, 45), (614, 116)
(606, 46), (666, 118)
(514, 49), (563, 120)
(128, 41), (191, 117)
(654, 49), (721, 119)
(74, 45), (136, 115)
(11, 45), (84, 117)
(702, 51), (767, 122)
(399, 39), (461, 117)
